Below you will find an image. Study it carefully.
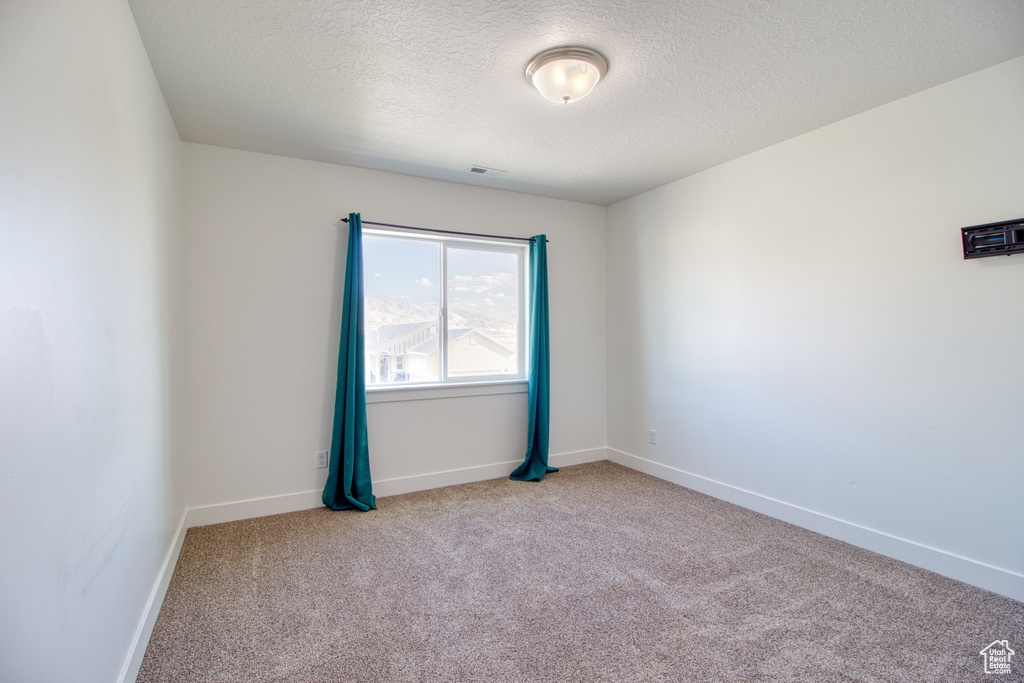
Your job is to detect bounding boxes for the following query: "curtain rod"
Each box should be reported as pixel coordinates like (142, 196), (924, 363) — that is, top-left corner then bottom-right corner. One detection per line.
(341, 218), (547, 243)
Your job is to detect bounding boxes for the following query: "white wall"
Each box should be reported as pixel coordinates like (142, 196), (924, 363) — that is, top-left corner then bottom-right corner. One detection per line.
(182, 143), (606, 517)
(607, 56), (1024, 600)
(0, 1), (185, 682)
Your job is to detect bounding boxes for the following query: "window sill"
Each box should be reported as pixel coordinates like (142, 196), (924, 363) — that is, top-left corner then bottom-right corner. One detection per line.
(366, 380), (528, 404)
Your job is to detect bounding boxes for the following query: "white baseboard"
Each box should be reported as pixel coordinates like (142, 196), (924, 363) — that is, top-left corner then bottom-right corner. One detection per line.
(185, 447), (607, 528)
(551, 447), (609, 468)
(186, 489), (325, 528)
(118, 510), (188, 683)
(373, 447), (604, 497)
(606, 448), (1024, 603)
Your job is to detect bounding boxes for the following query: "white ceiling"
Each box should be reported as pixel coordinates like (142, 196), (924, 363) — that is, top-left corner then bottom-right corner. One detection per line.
(129, 0), (1024, 206)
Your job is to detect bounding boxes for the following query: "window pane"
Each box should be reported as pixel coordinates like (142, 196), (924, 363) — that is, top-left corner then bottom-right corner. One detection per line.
(362, 236), (441, 385)
(446, 247), (519, 378)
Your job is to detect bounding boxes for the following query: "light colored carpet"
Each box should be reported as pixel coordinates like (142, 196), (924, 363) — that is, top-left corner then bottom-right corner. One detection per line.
(137, 461), (1023, 682)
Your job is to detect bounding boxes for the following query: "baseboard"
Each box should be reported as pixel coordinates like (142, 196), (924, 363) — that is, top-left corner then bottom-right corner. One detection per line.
(118, 509), (188, 683)
(607, 448), (1024, 603)
(186, 489), (325, 528)
(551, 447), (608, 468)
(185, 447), (607, 528)
(373, 447), (602, 497)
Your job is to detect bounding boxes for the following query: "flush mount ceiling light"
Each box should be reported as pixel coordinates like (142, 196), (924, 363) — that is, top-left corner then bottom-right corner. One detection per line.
(525, 46), (608, 104)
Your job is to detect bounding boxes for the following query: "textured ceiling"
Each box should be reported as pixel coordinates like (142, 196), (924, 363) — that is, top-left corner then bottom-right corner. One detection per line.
(129, 0), (1024, 206)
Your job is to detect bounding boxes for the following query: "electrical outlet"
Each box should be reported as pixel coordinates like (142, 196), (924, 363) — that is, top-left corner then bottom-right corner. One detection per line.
(648, 429), (656, 445)
(316, 450), (328, 469)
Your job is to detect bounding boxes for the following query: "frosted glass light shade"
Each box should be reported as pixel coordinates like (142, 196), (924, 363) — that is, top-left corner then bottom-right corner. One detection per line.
(526, 47), (608, 104)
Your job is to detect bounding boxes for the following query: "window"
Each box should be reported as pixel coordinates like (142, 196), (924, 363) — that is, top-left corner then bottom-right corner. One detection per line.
(362, 229), (527, 387)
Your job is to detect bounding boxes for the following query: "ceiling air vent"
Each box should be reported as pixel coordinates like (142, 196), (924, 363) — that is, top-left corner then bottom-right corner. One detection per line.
(468, 165), (507, 177)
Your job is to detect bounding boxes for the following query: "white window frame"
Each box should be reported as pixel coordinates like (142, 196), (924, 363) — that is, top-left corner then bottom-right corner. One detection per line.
(363, 228), (529, 392)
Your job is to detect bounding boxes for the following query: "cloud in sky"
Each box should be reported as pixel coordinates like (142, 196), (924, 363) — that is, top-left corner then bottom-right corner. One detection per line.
(449, 272), (516, 295)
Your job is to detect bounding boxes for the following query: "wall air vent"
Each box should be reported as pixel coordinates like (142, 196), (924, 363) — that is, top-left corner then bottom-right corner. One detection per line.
(468, 165), (507, 177)
(962, 218), (1024, 259)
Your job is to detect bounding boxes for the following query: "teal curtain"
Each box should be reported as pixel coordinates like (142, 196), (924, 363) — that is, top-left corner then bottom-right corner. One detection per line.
(323, 213), (376, 511)
(510, 235), (558, 482)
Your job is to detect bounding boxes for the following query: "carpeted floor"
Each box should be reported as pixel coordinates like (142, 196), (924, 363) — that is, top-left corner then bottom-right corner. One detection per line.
(137, 461), (1023, 682)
